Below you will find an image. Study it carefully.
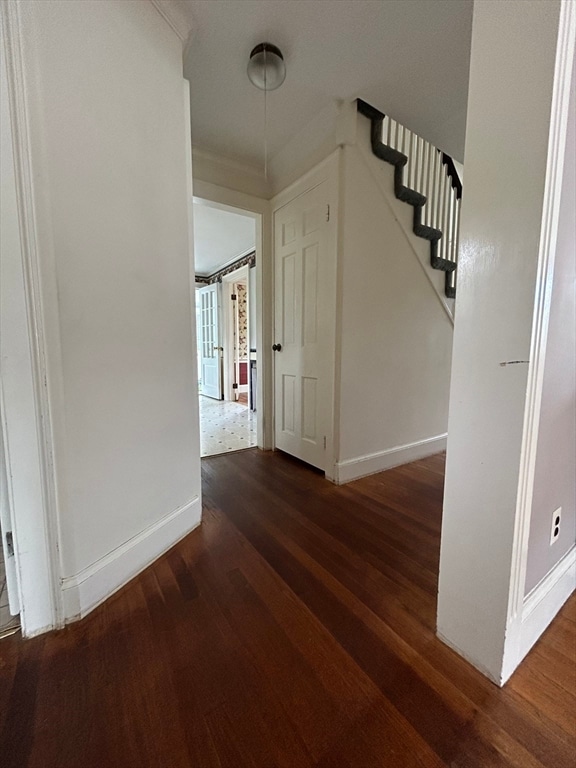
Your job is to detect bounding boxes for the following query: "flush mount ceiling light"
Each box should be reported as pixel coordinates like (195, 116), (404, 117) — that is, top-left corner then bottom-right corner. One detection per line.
(247, 43), (286, 91)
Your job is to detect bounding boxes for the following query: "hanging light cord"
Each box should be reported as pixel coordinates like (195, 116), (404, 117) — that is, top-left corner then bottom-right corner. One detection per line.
(248, 42), (285, 180)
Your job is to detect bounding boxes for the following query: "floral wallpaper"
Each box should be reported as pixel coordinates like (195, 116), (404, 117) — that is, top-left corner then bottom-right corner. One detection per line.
(236, 282), (248, 359)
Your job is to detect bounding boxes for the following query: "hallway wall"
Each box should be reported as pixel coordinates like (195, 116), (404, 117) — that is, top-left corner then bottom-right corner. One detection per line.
(9, 0), (201, 622)
(525, 57), (576, 595)
(335, 130), (454, 482)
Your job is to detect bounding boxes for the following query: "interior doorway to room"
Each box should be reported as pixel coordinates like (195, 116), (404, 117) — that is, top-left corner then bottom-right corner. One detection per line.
(194, 199), (258, 458)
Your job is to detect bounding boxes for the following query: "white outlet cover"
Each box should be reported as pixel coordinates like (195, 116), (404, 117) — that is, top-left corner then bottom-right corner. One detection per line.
(550, 506), (562, 545)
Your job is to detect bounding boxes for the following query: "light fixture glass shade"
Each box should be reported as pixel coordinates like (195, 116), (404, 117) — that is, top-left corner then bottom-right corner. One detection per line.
(247, 43), (286, 91)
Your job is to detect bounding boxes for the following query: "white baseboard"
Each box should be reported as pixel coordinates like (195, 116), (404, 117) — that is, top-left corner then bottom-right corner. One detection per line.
(61, 496), (201, 621)
(334, 434), (447, 484)
(518, 545), (575, 663)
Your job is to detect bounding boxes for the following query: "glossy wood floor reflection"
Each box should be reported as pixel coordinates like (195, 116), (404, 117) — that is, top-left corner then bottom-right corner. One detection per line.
(1, 450), (575, 767)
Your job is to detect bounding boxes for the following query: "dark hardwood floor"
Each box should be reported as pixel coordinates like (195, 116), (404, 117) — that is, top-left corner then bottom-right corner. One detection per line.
(0, 449), (574, 767)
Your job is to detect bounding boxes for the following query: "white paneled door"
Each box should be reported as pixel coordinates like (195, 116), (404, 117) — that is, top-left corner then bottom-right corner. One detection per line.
(199, 284), (222, 400)
(273, 179), (335, 471)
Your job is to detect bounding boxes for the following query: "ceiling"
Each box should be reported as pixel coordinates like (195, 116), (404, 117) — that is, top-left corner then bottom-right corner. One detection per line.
(179, 0), (473, 166)
(193, 202), (255, 276)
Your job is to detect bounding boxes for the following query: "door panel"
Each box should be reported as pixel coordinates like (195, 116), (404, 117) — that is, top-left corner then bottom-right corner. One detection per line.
(301, 377), (317, 442)
(199, 284), (222, 400)
(282, 375), (296, 434)
(302, 244), (318, 344)
(273, 180), (334, 470)
(282, 253), (297, 345)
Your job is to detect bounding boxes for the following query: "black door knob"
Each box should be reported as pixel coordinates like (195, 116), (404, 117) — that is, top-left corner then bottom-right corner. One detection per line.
(272, 343), (282, 352)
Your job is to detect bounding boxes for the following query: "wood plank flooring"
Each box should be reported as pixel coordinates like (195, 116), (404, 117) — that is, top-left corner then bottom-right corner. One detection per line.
(0, 449), (574, 767)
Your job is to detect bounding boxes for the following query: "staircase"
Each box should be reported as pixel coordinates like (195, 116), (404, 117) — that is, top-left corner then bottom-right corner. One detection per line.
(357, 100), (462, 298)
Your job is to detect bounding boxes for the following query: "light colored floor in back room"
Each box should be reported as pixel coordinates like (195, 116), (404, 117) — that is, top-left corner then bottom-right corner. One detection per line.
(199, 395), (257, 458)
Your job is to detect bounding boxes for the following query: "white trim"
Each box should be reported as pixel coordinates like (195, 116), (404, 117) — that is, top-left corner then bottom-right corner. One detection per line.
(517, 546), (576, 665)
(149, 0), (193, 45)
(1, 0), (63, 634)
(220, 264), (249, 284)
(332, 146), (346, 486)
(502, 0), (576, 682)
(334, 434), (447, 485)
(509, 0), (575, 623)
(61, 497), (201, 621)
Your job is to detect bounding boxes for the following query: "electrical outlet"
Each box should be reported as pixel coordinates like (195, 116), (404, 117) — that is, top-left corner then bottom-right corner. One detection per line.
(550, 507), (562, 545)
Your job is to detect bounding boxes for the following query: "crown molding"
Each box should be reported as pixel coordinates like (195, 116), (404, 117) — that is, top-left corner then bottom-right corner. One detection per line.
(149, 0), (194, 45)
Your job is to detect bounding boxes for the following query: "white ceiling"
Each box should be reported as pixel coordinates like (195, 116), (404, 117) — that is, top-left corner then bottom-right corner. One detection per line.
(193, 202), (255, 276)
(179, 0), (473, 166)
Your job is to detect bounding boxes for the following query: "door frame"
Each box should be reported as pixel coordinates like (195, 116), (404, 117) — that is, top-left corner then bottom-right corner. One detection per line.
(271, 151), (341, 480)
(1, 4), (63, 635)
(192, 183), (272, 450)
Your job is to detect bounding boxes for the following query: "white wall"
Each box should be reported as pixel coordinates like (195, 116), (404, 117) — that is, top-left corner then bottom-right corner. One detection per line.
(335, 120), (454, 482)
(453, 159), (464, 184)
(269, 101), (343, 196)
(525, 58), (576, 595)
(191, 99), (341, 199)
(9, 0), (200, 623)
(437, 0), (572, 685)
(192, 146), (270, 199)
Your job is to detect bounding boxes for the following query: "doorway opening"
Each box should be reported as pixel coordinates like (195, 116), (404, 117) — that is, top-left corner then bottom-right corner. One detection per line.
(193, 199), (258, 457)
